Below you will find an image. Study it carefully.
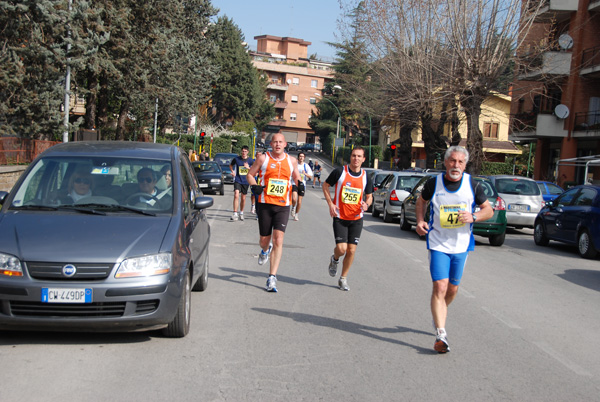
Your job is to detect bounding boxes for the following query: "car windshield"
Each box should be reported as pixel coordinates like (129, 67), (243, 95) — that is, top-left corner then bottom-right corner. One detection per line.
(495, 178), (540, 195)
(395, 176), (422, 191)
(194, 162), (220, 173)
(9, 156), (173, 212)
(214, 155), (236, 165)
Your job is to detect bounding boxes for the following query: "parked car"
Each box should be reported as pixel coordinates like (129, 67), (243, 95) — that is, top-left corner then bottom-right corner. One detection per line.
(400, 174), (508, 246)
(372, 170), (394, 191)
(0, 141), (213, 337)
(487, 175), (544, 229)
(299, 143), (321, 152)
(213, 152), (238, 184)
(193, 161), (225, 195)
(536, 181), (564, 203)
(534, 184), (600, 259)
(286, 142), (298, 152)
(372, 172), (427, 222)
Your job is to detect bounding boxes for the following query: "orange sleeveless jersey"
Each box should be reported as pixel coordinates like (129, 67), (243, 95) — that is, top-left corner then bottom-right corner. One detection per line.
(333, 165), (367, 221)
(257, 152), (293, 206)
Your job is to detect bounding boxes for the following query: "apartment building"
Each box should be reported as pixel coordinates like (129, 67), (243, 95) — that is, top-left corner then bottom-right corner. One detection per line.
(510, 0), (600, 186)
(250, 35), (334, 145)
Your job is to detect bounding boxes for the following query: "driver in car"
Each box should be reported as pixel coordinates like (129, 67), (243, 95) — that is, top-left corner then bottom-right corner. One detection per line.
(131, 168), (171, 208)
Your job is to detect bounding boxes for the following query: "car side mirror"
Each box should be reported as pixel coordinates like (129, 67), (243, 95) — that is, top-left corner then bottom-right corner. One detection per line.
(546, 200), (554, 208)
(194, 196), (214, 210)
(0, 191), (8, 205)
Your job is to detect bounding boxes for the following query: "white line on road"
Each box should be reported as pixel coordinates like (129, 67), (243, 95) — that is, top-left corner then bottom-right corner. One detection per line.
(481, 306), (521, 329)
(533, 341), (591, 377)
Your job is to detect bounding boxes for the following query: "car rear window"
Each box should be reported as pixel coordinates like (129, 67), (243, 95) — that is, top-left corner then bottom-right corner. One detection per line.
(495, 178), (540, 195)
(474, 179), (497, 198)
(396, 176), (422, 191)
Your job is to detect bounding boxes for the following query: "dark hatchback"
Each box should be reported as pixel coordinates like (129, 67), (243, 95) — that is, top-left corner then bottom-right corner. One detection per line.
(400, 174), (508, 246)
(213, 153), (237, 184)
(0, 141), (213, 337)
(534, 184), (600, 259)
(193, 161), (225, 195)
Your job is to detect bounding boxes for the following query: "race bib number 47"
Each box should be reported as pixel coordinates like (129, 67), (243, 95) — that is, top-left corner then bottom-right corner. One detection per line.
(341, 186), (361, 205)
(439, 203), (467, 228)
(267, 178), (287, 197)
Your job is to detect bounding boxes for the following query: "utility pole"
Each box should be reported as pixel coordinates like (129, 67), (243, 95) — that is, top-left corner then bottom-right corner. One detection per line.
(62, 0), (73, 143)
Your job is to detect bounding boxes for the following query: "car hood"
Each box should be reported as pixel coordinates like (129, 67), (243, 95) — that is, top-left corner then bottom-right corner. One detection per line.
(0, 212), (172, 262)
(196, 172), (223, 179)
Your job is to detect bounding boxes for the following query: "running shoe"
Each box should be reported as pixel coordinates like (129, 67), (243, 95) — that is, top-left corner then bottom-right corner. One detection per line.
(293, 214), (299, 221)
(230, 212), (238, 221)
(266, 275), (278, 292)
(251, 204), (256, 214)
(258, 244), (272, 266)
(239, 213), (244, 221)
(434, 333), (450, 353)
(290, 206), (296, 219)
(338, 277), (349, 291)
(328, 254), (339, 277)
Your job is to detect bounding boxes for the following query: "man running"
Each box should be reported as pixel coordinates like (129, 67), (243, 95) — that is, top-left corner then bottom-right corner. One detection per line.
(247, 134), (302, 292)
(230, 146), (255, 221)
(415, 145), (493, 353)
(291, 152), (313, 221)
(313, 160), (322, 188)
(322, 146), (373, 291)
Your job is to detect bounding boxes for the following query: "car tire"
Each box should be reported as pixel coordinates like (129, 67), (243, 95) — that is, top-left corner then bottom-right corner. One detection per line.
(193, 252), (209, 292)
(578, 229), (598, 259)
(489, 232), (505, 247)
(383, 203), (393, 223)
(219, 185), (225, 196)
(163, 270), (191, 338)
(400, 207), (411, 231)
(533, 220), (549, 246)
(372, 204), (380, 218)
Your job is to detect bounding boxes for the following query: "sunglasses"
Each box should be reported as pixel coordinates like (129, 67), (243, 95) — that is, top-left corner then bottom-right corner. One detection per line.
(74, 177), (91, 185)
(139, 177), (154, 183)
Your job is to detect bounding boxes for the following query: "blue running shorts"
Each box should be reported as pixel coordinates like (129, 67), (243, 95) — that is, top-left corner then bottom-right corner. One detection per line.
(428, 250), (469, 285)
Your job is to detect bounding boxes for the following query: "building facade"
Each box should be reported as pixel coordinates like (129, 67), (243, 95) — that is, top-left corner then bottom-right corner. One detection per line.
(250, 35), (334, 145)
(510, 0), (600, 186)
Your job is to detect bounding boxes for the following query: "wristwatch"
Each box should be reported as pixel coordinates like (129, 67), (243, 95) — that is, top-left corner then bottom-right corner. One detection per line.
(472, 213), (477, 222)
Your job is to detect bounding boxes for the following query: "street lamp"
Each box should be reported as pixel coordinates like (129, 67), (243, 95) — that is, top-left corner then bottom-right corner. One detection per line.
(313, 93), (341, 164)
(333, 85), (372, 167)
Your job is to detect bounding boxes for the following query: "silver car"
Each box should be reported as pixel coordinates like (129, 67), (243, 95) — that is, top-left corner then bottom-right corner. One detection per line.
(0, 141), (213, 337)
(488, 175), (544, 229)
(372, 172), (427, 223)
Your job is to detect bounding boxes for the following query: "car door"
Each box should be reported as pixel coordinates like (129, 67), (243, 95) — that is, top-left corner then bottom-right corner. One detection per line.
(403, 175), (430, 225)
(374, 174), (392, 211)
(544, 188), (578, 241)
(559, 187), (597, 244)
(179, 156), (205, 272)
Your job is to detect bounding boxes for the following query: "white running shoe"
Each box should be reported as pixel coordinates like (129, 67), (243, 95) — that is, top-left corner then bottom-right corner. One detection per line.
(230, 213), (238, 221)
(338, 277), (350, 291)
(434, 330), (450, 353)
(251, 204), (256, 214)
(328, 255), (339, 277)
(266, 275), (278, 292)
(293, 213), (299, 221)
(258, 244), (272, 266)
(291, 206), (296, 219)
(239, 213), (244, 221)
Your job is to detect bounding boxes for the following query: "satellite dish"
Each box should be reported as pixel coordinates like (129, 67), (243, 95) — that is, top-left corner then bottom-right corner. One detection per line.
(554, 104), (570, 119)
(558, 34), (573, 50)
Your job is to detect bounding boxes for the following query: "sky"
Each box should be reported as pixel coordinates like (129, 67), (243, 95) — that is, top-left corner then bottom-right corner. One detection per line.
(210, 0), (348, 61)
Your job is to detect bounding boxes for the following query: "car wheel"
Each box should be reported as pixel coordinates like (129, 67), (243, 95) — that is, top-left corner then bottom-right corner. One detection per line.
(383, 203), (393, 223)
(219, 185), (225, 196)
(372, 203), (380, 218)
(578, 229), (598, 259)
(533, 220), (549, 246)
(400, 207), (411, 231)
(163, 270), (191, 338)
(489, 232), (505, 247)
(193, 252), (209, 291)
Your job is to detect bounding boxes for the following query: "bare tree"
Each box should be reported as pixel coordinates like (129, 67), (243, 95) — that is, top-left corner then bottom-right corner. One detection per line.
(341, 0), (545, 173)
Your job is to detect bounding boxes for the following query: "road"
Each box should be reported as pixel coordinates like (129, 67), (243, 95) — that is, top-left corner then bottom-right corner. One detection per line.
(2, 153), (599, 401)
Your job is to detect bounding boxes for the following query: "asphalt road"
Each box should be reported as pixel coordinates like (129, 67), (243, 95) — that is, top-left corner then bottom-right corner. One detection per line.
(2, 153), (599, 401)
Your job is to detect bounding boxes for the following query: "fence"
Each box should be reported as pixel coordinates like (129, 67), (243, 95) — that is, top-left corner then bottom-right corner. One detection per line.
(0, 137), (60, 165)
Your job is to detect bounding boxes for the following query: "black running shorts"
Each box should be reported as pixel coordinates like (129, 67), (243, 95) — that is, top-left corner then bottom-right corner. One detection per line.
(332, 217), (363, 245)
(257, 203), (290, 236)
(233, 182), (249, 195)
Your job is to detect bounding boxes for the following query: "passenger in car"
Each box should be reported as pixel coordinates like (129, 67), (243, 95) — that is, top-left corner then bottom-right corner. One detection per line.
(63, 168), (94, 203)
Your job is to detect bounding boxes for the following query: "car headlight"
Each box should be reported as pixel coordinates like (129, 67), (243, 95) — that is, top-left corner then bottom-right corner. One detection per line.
(115, 253), (172, 278)
(0, 253), (23, 277)
(210, 178), (222, 184)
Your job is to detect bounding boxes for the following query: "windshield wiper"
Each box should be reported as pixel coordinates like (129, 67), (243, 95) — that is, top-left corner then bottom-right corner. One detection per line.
(58, 204), (107, 216)
(11, 205), (59, 211)
(102, 204), (157, 216)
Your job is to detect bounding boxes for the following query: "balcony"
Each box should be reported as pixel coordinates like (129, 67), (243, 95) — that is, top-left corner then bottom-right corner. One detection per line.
(530, 0), (578, 23)
(267, 119), (287, 127)
(580, 45), (600, 78)
(518, 51), (572, 81)
(510, 109), (568, 141)
(273, 100), (288, 109)
(267, 83), (288, 91)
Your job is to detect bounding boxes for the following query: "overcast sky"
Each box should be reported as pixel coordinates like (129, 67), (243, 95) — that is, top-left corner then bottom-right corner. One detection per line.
(211, 0), (347, 61)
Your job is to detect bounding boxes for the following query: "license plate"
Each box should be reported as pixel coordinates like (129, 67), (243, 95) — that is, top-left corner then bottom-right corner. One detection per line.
(199, 184), (208, 188)
(508, 204), (530, 212)
(42, 288), (92, 303)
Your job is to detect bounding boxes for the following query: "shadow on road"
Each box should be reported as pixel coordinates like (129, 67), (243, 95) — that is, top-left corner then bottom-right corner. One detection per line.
(557, 269), (600, 293)
(252, 307), (437, 355)
(213, 267), (333, 290)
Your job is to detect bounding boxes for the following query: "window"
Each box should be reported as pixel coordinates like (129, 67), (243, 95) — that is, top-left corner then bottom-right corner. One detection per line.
(269, 95), (277, 102)
(290, 113), (297, 121)
(292, 77), (299, 85)
(291, 95), (298, 103)
(309, 97), (316, 104)
(483, 122), (499, 138)
(311, 79), (318, 88)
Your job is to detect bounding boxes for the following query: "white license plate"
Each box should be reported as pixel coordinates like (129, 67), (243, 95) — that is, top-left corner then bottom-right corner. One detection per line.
(199, 184), (208, 188)
(508, 204), (530, 212)
(42, 288), (92, 303)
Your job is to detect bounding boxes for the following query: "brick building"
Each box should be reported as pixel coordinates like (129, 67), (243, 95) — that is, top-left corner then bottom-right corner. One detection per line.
(510, 0), (600, 186)
(250, 35), (334, 145)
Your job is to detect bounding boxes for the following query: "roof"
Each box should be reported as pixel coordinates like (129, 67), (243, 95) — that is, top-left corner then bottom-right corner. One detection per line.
(40, 141), (176, 160)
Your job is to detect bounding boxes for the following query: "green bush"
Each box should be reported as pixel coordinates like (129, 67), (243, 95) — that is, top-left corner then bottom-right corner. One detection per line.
(481, 161), (513, 176)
